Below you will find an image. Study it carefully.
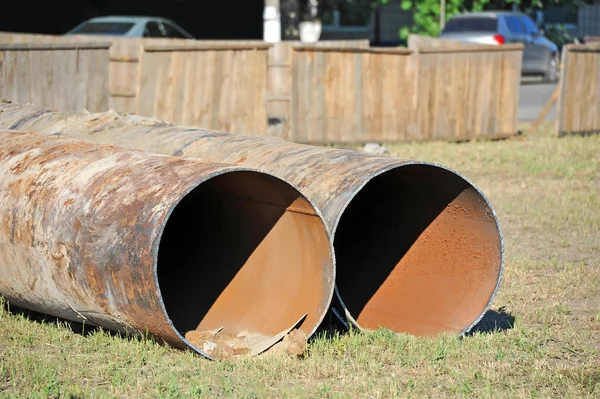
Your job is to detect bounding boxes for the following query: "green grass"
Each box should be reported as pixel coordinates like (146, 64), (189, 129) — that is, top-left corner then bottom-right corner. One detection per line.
(1, 124), (599, 398)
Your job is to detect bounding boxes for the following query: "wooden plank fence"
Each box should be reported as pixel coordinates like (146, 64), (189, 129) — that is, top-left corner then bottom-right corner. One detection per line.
(0, 31), (528, 143)
(557, 43), (600, 136)
(0, 42), (110, 112)
(137, 43), (270, 135)
(0, 32), (367, 134)
(0, 32), (264, 113)
(291, 47), (415, 143)
(291, 43), (523, 143)
(106, 38), (266, 113)
(414, 44), (523, 141)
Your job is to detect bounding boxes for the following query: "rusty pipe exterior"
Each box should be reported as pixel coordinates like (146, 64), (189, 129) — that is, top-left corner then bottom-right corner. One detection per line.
(0, 129), (335, 358)
(0, 103), (504, 336)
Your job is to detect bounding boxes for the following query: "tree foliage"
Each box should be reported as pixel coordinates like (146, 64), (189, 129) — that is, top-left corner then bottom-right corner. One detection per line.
(397, 0), (490, 38)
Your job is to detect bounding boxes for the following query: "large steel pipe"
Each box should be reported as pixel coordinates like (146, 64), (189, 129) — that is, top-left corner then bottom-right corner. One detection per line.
(0, 103), (504, 336)
(0, 130), (335, 358)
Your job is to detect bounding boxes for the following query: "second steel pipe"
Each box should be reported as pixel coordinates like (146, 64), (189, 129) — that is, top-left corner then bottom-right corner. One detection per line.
(0, 130), (335, 358)
(0, 103), (504, 336)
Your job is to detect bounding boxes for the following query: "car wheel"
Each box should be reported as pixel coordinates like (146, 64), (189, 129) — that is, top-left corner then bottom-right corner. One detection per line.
(543, 54), (559, 83)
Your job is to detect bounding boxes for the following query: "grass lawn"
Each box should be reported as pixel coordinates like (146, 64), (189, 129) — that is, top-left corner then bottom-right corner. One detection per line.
(1, 124), (599, 398)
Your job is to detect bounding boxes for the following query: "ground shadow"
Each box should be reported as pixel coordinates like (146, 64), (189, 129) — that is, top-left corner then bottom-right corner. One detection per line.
(309, 307), (353, 342)
(466, 307), (515, 335)
(2, 298), (102, 337)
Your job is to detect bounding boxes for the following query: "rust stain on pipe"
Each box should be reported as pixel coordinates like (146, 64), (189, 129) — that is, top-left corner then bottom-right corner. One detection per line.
(0, 129), (335, 358)
(0, 103), (504, 336)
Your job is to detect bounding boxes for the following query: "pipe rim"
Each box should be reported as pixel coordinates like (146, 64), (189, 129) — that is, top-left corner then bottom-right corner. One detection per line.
(330, 159), (505, 337)
(152, 166), (336, 360)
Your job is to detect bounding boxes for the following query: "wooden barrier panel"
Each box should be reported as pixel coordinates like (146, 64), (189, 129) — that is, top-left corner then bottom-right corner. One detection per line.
(0, 33), (370, 138)
(0, 43), (110, 112)
(414, 44), (523, 141)
(290, 43), (523, 144)
(136, 44), (270, 135)
(101, 37), (366, 117)
(106, 38), (266, 113)
(267, 40), (370, 139)
(267, 40), (369, 119)
(291, 47), (415, 143)
(0, 32), (525, 143)
(557, 44), (600, 136)
(0, 32), (264, 113)
(0, 32), (139, 111)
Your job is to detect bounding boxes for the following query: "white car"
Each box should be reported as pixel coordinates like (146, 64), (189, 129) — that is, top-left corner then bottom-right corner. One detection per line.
(66, 16), (194, 39)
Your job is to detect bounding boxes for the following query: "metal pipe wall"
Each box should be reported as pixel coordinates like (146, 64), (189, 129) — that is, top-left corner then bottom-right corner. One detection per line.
(0, 129), (335, 358)
(0, 103), (504, 336)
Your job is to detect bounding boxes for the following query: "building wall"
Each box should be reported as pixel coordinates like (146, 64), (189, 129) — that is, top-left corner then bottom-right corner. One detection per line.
(578, 3), (600, 37)
(377, 1), (413, 46)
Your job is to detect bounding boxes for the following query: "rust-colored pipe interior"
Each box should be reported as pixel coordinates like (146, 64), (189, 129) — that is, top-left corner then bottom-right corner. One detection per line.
(334, 164), (502, 336)
(156, 171), (333, 349)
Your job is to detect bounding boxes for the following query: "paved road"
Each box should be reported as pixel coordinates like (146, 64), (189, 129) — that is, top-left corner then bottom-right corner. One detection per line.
(518, 81), (559, 123)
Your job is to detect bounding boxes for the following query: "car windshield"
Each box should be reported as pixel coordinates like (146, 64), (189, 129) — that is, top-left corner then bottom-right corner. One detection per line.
(70, 22), (135, 36)
(442, 17), (498, 33)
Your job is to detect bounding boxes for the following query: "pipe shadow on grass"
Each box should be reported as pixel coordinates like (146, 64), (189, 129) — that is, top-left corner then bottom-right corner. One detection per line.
(2, 299), (164, 345)
(311, 306), (515, 344)
(309, 307), (354, 342)
(2, 297), (103, 337)
(466, 307), (515, 335)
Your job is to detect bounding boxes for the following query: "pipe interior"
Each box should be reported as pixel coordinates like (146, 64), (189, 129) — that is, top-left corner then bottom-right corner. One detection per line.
(334, 165), (502, 335)
(157, 171), (332, 344)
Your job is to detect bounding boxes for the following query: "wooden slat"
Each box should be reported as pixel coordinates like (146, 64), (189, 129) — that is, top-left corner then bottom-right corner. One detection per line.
(179, 50), (197, 127)
(584, 52), (598, 132)
(40, 49), (56, 109)
(16, 50), (30, 105)
(1, 50), (18, 103)
(298, 51), (312, 143)
(362, 51), (382, 142)
(489, 51), (502, 136)
(197, 50), (216, 128)
(84, 47), (109, 112)
(27, 49), (43, 107)
(556, 47), (570, 135)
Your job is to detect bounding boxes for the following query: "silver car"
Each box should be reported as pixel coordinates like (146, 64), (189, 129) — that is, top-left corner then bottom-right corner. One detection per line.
(439, 11), (560, 82)
(66, 16), (194, 40)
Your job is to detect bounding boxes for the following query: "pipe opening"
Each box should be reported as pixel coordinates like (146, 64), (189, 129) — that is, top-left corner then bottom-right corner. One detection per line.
(156, 171), (333, 353)
(334, 164), (502, 336)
